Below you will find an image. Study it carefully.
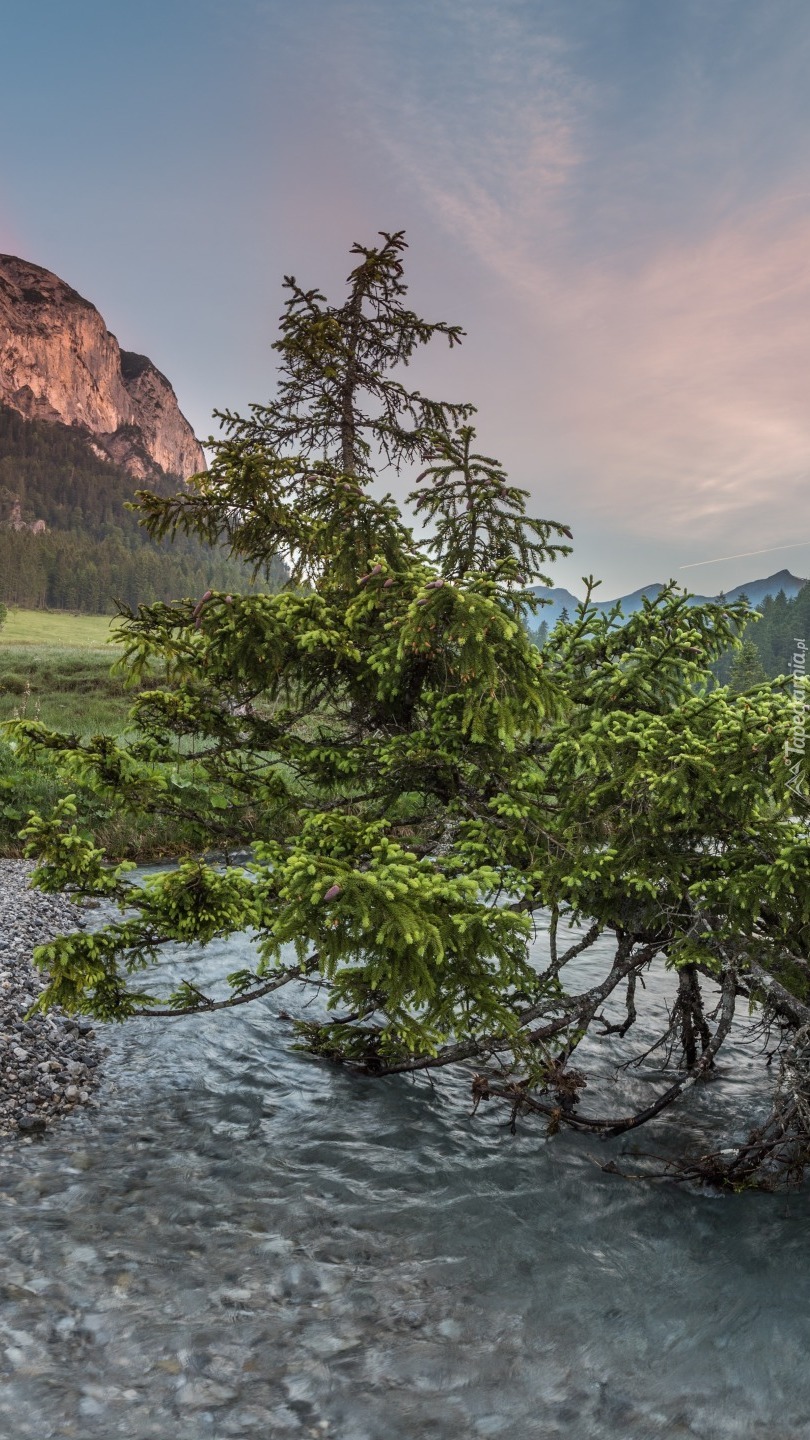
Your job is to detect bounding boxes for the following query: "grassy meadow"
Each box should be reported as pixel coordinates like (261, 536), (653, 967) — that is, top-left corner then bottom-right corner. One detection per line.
(0, 609), (129, 734)
(0, 609), (197, 859)
(1, 608), (116, 648)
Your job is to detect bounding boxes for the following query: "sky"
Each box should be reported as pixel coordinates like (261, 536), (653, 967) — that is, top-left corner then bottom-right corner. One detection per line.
(2, 0), (809, 598)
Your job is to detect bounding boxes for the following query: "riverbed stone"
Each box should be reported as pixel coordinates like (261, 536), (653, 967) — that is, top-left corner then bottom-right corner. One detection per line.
(0, 859), (106, 1138)
(176, 1377), (240, 1407)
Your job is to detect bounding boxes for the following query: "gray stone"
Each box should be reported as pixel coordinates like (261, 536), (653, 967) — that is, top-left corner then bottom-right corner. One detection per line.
(0, 860), (106, 1140)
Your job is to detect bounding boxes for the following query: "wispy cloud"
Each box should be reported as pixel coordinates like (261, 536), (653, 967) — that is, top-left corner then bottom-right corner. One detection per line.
(357, 0), (588, 290)
(337, 0), (810, 564)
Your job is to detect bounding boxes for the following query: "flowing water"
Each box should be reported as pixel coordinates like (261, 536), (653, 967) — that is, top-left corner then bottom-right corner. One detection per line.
(1, 915), (808, 1439)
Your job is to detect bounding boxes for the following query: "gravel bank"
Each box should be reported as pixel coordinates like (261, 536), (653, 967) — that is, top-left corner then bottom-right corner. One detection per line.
(0, 859), (105, 1137)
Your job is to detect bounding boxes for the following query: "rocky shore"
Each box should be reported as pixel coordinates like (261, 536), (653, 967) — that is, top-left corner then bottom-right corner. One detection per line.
(0, 860), (105, 1137)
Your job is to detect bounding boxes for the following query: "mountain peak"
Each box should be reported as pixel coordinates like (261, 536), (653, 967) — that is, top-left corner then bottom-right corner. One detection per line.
(722, 570), (806, 605)
(0, 253), (204, 479)
(755, 568), (802, 584)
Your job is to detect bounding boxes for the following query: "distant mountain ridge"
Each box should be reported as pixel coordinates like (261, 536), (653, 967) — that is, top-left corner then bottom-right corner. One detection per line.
(0, 254), (204, 480)
(533, 568), (807, 629)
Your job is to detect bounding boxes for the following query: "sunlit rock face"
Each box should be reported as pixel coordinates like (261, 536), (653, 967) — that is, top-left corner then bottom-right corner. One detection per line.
(0, 254), (205, 479)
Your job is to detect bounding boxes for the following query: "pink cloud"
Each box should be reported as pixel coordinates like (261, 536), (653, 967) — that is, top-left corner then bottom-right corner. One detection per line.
(396, 144), (810, 559)
(345, 2), (810, 568)
(533, 200), (810, 545)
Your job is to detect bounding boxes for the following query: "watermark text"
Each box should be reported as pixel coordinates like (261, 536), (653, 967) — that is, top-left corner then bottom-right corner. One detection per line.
(786, 637), (807, 796)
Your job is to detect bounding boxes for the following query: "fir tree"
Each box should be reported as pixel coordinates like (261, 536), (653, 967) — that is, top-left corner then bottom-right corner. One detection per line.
(13, 232), (810, 1188)
(531, 618), (549, 648)
(729, 636), (767, 693)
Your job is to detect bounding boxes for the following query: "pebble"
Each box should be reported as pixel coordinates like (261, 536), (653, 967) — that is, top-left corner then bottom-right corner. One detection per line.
(0, 859), (105, 1139)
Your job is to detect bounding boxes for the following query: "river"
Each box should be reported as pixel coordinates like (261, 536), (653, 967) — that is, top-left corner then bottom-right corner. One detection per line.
(1, 915), (808, 1438)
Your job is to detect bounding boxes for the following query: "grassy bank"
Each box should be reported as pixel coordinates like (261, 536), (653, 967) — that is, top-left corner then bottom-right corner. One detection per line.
(0, 733), (206, 860)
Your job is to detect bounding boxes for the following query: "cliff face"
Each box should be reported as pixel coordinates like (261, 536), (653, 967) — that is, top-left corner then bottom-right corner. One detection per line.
(0, 254), (205, 479)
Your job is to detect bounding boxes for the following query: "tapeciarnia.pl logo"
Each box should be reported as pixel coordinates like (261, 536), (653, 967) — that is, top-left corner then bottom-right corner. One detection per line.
(785, 637), (807, 797)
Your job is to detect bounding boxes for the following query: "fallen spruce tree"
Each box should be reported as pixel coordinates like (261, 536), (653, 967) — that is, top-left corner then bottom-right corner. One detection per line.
(11, 231), (810, 1188)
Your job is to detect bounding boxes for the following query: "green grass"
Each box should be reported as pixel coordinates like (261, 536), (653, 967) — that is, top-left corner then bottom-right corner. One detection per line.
(0, 735), (206, 861)
(0, 609), (264, 862)
(0, 621), (199, 860)
(0, 610), (135, 732)
(0, 611), (139, 730)
(1, 608), (116, 648)
(0, 643), (133, 734)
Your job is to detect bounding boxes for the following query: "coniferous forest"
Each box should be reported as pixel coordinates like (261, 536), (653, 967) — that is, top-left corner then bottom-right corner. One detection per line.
(530, 582), (810, 684)
(0, 404), (286, 610)
(732, 584), (810, 679)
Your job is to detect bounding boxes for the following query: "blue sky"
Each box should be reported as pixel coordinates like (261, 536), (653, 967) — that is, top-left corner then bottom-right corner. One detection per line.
(2, 0), (810, 596)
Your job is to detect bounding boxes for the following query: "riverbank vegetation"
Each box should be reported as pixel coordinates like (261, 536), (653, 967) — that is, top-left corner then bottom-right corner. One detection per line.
(12, 231), (810, 1189)
(0, 631), (123, 854)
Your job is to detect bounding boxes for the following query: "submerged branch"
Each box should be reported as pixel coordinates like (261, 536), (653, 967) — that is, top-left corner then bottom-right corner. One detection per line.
(132, 957), (317, 1018)
(469, 963), (738, 1139)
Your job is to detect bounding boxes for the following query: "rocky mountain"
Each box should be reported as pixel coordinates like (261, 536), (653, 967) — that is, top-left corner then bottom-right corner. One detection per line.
(533, 569), (807, 629)
(0, 254), (204, 480)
